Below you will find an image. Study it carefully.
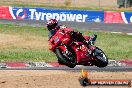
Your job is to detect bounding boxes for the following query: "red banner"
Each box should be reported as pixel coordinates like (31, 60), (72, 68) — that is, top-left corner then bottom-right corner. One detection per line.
(0, 6), (12, 19)
(104, 11), (125, 23)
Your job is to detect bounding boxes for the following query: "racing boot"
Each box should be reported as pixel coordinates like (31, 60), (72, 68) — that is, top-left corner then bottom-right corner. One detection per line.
(85, 34), (97, 46)
(89, 34), (97, 45)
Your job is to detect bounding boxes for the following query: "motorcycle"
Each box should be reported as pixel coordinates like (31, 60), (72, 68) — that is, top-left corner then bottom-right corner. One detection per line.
(48, 28), (108, 68)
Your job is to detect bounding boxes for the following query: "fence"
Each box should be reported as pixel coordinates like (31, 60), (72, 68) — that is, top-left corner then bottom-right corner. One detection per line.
(0, 0), (118, 8)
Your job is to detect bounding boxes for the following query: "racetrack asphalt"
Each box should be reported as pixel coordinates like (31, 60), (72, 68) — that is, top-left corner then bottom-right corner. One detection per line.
(0, 19), (132, 33)
(0, 66), (132, 72)
(0, 19), (132, 72)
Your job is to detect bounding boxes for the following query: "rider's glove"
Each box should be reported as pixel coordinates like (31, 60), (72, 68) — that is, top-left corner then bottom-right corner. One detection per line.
(77, 31), (82, 35)
(60, 25), (67, 29)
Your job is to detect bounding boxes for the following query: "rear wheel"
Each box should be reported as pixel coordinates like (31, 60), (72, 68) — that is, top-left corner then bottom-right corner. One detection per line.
(94, 47), (108, 67)
(55, 48), (76, 68)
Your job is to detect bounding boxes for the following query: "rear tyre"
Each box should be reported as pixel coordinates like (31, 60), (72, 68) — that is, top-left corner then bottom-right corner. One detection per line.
(55, 48), (76, 68)
(94, 47), (108, 67)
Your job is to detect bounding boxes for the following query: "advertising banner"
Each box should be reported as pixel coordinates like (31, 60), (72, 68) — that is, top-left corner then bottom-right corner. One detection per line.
(1, 6), (132, 24)
(123, 12), (132, 24)
(104, 11), (124, 23)
(0, 6), (13, 19)
(104, 11), (132, 24)
(8, 7), (104, 23)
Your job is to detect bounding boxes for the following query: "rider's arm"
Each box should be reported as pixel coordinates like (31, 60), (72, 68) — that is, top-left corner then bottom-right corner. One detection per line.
(48, 29), (57, 39)
(71, 31), (86, 42)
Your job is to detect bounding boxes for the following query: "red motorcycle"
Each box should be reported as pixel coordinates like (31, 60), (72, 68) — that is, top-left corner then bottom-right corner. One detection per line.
(48, 28), (108, 68)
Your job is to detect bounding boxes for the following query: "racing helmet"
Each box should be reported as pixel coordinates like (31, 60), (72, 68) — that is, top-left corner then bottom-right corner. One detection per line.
(47, 19), (58, 31)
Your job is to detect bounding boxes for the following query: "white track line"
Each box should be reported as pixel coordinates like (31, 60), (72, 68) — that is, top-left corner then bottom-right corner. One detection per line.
(110, 32), (132, 35)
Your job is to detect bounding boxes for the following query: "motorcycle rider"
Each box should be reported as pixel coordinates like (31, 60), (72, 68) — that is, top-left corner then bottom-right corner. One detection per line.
(47, 19), (97, 51)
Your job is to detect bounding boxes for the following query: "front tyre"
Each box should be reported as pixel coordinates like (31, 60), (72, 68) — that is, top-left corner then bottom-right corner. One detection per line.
(94, 47), (108, 67)
(55, 48), (76, 68)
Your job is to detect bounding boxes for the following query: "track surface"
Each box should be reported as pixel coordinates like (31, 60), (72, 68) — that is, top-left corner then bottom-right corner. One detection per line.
(0, 19), (132, 33)
(0, 66), (132, 72)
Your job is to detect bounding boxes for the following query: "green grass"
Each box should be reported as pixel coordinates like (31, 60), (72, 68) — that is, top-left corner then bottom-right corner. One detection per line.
(0, 24), (132, 62)
(0, 49), (56, 62)
(0, 24), (56, 62)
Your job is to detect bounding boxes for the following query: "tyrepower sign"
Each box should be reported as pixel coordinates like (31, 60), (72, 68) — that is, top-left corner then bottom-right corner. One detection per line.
(7, 7), (104, 22)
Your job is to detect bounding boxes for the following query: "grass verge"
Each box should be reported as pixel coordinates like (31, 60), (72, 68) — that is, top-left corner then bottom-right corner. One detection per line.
(0, 24), (131, 62)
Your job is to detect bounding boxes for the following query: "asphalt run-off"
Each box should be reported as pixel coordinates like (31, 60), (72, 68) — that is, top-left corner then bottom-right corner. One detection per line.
(0, 66), (132, 72)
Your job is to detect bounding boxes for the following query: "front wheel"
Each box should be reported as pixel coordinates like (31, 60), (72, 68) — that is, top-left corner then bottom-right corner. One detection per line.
(93, 47), (108, 67)
(55, 48), (76, 68)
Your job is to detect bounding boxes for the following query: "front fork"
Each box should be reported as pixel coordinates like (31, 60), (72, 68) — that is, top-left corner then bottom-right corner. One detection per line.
(58, 44), (72, 58)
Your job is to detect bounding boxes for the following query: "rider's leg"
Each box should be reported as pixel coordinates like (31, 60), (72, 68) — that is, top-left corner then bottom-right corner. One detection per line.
(84, 34), (97, 51)
(72, 32), (97, 50)
(90, 34), (97, 45)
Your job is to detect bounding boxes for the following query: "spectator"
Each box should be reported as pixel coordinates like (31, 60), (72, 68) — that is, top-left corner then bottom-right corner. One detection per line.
(130, 0), (132, 6)
(117, 0), (131, 8)
(117, 0), (125, 8)
(126, 0), (131, 7)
